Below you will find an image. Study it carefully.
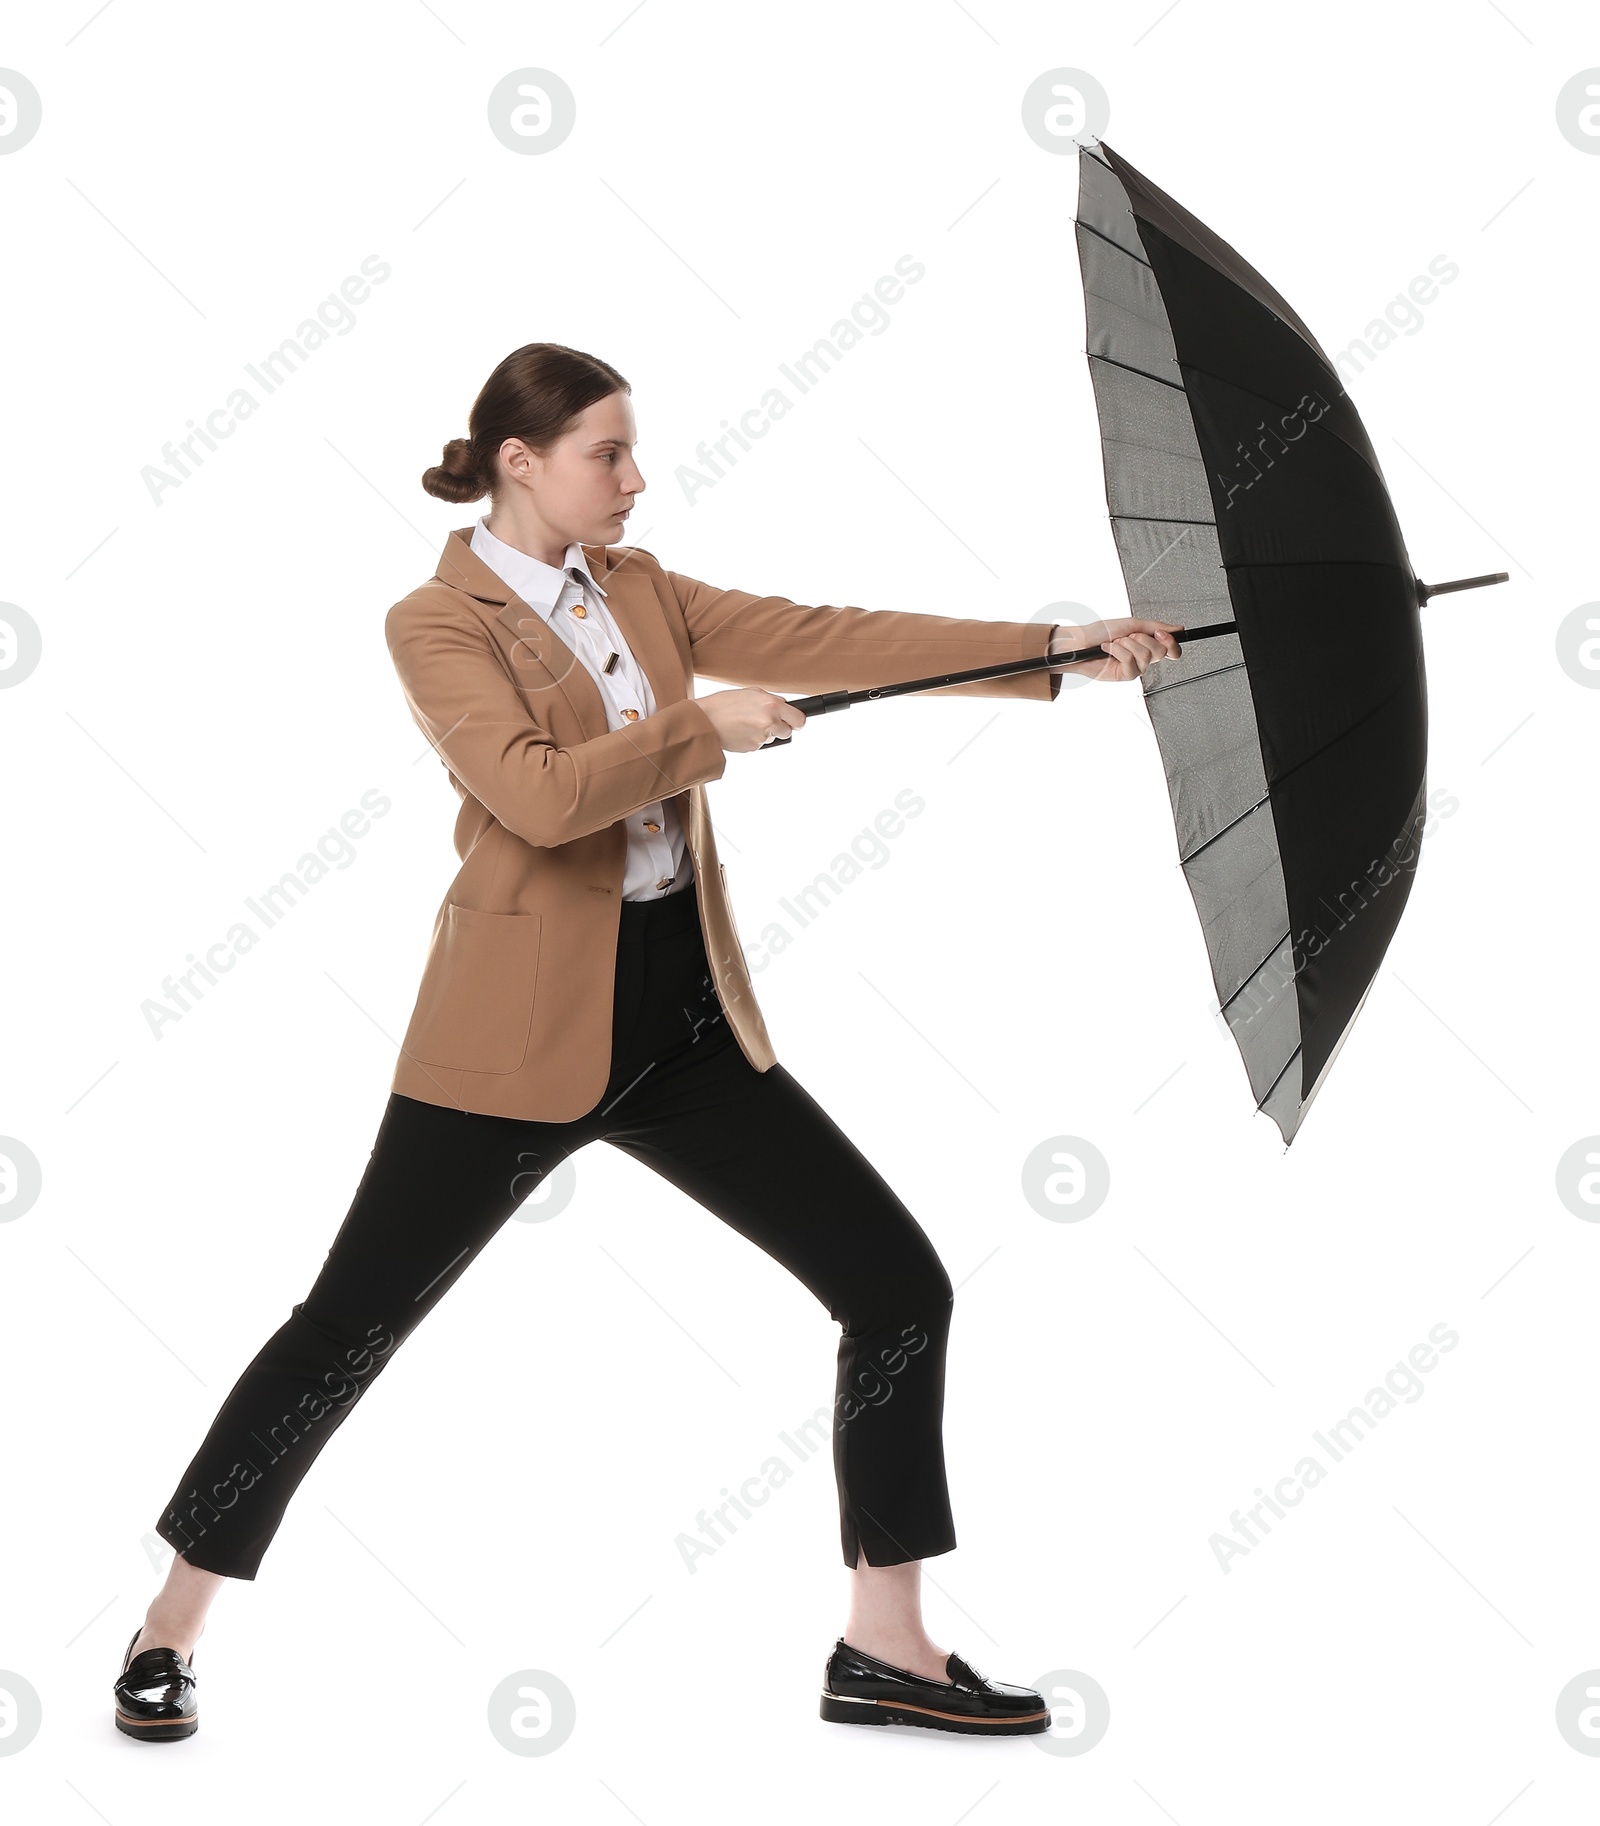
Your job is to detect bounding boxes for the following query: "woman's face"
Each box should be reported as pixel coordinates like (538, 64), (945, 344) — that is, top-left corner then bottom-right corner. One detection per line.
(497, 390), (645, 545)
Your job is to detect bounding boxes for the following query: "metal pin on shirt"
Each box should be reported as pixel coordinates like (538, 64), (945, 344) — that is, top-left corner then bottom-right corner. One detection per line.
(603, 651), (620, 673)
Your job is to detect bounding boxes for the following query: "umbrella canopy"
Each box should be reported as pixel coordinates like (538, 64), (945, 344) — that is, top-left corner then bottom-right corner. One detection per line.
(1071, 135), (1500, 1144)
(761, 137), (1503, 1144)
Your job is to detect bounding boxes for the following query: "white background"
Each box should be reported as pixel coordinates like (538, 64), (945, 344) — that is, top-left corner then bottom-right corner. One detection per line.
(1, 1), (1595, 1819)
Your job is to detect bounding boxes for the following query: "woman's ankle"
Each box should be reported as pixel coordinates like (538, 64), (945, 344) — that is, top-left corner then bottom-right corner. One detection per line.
(136, 1613), (204, 1661)
(842, 1623), (948, 1679)
(135, 1550), (225, 1661)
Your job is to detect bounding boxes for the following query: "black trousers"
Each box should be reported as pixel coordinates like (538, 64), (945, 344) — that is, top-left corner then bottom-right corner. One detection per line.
(155, 877), (959, 1580)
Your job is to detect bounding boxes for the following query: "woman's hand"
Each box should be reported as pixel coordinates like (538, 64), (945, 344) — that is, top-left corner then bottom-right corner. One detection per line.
(696, 686), (807, 752)
(1048, 617), (1184, 682)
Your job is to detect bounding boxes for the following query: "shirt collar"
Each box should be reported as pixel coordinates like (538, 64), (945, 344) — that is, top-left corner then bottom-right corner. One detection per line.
(469, 515), (608, 614)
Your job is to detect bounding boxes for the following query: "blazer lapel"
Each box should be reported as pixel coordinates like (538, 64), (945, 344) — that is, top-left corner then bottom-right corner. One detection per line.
(435, 525), (690, 740)
(587, 543), (688, 718)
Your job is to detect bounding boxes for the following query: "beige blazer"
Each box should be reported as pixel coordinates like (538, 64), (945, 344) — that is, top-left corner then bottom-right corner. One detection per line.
(384, 526), (1061, 1120)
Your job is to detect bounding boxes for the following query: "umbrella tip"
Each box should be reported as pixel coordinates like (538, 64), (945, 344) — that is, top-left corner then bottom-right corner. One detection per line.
(1416, 571), (1512, 605)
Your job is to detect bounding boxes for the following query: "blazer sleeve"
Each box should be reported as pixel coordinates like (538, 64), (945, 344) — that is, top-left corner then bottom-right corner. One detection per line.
(385, 592), (727, 849)
(658, 566), (1063, 703)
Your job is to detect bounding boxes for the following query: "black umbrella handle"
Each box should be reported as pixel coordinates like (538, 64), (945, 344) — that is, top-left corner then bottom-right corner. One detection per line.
(755, 618), (1239, 749)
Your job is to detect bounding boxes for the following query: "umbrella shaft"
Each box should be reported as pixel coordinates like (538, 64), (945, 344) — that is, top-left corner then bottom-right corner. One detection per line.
(771, 618), (1240, 722)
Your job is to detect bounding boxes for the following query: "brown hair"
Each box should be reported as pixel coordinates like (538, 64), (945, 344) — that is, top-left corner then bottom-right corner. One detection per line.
(421, 342), (631, 503)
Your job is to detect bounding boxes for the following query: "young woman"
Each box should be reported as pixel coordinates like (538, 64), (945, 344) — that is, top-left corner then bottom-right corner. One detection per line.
(113, 343), (1181, 1742)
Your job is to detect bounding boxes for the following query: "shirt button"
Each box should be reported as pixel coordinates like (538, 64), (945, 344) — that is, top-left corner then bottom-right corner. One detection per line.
(622, 707), (640, 721)
(656, 876), (672, 890)
(569, 602), (587, 618)
(642, 819), (661, 832)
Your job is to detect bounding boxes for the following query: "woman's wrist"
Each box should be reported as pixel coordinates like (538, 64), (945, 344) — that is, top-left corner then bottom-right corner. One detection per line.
(1047, 623), (1097, 663)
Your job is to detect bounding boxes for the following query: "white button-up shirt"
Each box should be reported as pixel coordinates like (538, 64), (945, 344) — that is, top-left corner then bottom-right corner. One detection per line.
(470, 515), (696, 901)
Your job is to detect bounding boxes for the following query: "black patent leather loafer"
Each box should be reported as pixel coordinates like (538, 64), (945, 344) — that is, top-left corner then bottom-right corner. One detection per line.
(820, 1636), (1050, 1734)
(113, 1627), (198, 1741)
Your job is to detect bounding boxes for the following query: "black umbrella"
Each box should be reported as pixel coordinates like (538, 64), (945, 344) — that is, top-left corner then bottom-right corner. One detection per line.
(761, 138), (1504, 1145)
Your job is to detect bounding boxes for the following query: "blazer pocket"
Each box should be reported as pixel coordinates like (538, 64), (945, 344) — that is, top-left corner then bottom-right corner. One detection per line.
(407, 904), (542, 1075)
(717, 863), (747, 964)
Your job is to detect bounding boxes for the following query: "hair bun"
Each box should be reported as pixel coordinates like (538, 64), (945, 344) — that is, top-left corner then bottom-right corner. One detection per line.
(421, 436), (485, 503)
